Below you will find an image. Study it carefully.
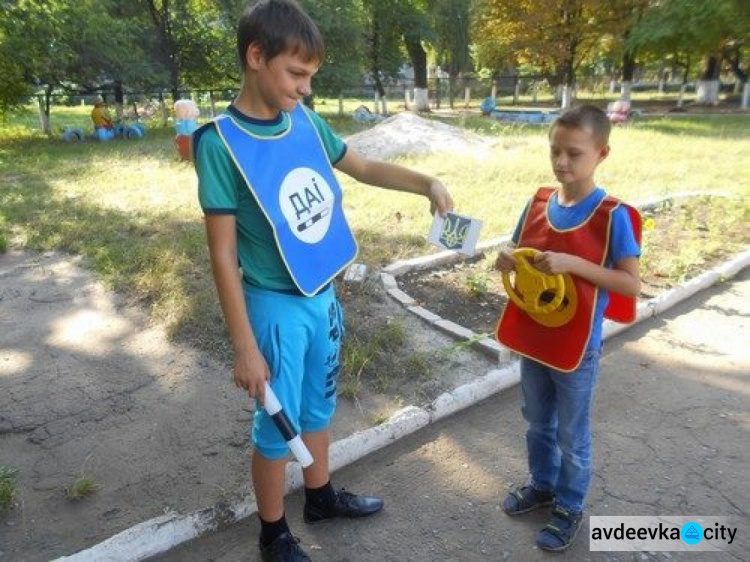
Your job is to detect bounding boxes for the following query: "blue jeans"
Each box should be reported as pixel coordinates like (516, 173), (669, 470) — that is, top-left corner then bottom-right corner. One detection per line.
(520, 347), (601, 513)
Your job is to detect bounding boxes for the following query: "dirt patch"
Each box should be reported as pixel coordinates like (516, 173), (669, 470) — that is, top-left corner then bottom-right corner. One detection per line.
(346, 111), (493, 160)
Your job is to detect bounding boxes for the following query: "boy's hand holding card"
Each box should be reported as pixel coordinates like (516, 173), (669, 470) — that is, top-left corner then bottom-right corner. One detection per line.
(427, 212), (483, 256)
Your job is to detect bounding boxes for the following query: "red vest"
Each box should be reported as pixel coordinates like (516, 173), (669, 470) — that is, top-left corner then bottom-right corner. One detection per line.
(496, 188), (640, 372)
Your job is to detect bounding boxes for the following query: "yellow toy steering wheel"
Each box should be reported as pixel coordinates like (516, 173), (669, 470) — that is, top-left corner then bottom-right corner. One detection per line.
(502, 248), (566, 315)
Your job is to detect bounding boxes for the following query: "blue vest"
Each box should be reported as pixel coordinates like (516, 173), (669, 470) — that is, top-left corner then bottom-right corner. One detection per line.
(215, 104), (358, 296)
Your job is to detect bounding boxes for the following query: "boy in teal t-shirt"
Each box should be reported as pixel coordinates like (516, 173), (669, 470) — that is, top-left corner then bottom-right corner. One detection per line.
(194, 1), (453, 560)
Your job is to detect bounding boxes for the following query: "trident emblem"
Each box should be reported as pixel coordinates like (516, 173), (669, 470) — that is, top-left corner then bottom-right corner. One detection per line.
(439, 214), (470, 250)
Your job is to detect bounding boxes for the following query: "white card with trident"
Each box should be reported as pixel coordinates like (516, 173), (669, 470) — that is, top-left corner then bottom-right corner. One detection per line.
(427, 211), (483, 256)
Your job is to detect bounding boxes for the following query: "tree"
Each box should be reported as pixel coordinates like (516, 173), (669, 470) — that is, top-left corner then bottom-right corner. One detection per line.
(0, 0), (150, 133)
(431, 0), (473, 109)
(474, 0), (623, 106)
(398, 0), (435, 112)
(301, 0), (364, 100)
(138, 0), (247, 103)
(175, 0), (243, 92)
(628, 0), (750, 105)
(0, 26), (32, 115)
(608, 0), (652, 101)
(361, 0), (407, 111)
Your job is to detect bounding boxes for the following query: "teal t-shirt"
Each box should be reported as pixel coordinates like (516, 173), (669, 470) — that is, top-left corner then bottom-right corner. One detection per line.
(195, 104), (347, 290)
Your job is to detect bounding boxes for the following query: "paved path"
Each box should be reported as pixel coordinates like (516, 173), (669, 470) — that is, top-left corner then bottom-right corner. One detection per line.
(153, 270), (749, 561)
(0, 250), (490, 562)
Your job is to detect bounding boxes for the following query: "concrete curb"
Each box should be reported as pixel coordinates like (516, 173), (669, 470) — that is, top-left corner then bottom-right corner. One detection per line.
(53, 199), (749, 561)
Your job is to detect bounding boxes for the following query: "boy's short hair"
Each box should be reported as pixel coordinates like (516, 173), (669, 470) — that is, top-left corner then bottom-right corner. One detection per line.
(552, 104), (611, 146)
(237, 0), (324, 69)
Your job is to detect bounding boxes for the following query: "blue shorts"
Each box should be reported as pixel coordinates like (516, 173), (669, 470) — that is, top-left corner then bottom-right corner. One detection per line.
(244, 283), (343, 460)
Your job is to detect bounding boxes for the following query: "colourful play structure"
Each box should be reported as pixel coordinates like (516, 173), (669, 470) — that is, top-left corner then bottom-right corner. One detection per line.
(62, 99), (146, 143)
(173, 99), (199, 161)
(480, 97), (558, 124)
(605, 100), (642, 124)
(62, 122), (145, 142)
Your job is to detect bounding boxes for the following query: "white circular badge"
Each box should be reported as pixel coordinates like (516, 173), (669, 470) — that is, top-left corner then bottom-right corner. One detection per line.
(278, 167), (334, 244)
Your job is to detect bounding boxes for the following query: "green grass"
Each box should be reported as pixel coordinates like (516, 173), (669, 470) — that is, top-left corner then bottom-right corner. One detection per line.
(1, 106), (748, 366)
(340, 318), (409, 395)
(0, 466), (19, 511)
(640, 195), (749, 283)
(65, 476), (98, 501)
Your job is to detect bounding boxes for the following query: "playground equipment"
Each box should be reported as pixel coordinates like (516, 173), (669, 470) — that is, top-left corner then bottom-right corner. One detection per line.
(62, 122), (145, 143)
(480, 97), (558, 124)
(490, 109), (558, 124)
(480, 96), (497, 115)
(62, 127), (85, 142)
(606, 100), (638, 124)
(352, 105), (386, 123)
(174, 99), (199, 161)
(115, 122), (146, 139)
(501, 247), (577, 328)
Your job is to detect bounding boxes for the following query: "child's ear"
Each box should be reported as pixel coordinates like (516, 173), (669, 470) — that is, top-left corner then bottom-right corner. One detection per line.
(246, 42), (265, 69)
(598, 144), (610, 162)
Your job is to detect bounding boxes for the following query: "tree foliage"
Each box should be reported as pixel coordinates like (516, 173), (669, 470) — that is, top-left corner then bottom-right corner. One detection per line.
(431, 0), (472, 78)
(140, 0), (241, 99)
(628, 0), (749, 82)
(1, 0), (747, 121)
(0, 0), (149, 122)
(301, 0), (364, 97)
(360, 0), (408, 96)
(474, 0), (626, 86)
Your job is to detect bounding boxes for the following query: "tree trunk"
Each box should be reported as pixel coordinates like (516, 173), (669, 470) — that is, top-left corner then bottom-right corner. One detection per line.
(620, 51), (636, 102)
(404, 34), (429, 112)
(114, 80), (124, 120)
(366, 21), (386, 113)
(621, 82), (633, 101)
(557, 5), (578, 109)
(369, 74), (385, 115)
(560, 85), (572, 109)
(722, 45), (747, 84)
(37, 94), (51, 136)
(209, 90), (217, 118)
(556, 58), (576, 108)
(158, 91), (169, 127)
(675, 53), (692, 108)
(413, 88), (429, 111)
(696, 55), (720, 105)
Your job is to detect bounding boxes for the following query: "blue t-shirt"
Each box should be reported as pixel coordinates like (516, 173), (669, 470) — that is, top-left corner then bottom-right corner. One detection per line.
(511, 187), (641, 349)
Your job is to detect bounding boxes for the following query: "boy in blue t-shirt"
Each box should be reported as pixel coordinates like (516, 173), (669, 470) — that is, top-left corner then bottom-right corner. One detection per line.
(194, 1), (453, 560)
(495, 105), (641, 552)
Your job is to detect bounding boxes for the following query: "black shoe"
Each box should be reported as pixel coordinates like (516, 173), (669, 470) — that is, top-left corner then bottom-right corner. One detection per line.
(259, 532), (311, 562)
(303, 488), (384, 524)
